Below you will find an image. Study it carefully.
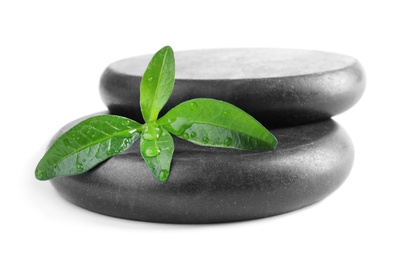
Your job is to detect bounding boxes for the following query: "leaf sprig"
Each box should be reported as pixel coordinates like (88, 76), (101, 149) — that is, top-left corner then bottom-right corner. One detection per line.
(35, 46), (278, 183)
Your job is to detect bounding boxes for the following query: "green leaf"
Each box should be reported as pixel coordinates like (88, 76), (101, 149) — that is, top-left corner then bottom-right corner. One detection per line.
(157, 98), (278, 150)
(140, 46), (175, 122)
(140, 125), (174, 183)
(35, 115), (142, 180)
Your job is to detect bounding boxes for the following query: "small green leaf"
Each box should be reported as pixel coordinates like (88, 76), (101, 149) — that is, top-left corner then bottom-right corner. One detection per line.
(140, 125), (174, 183)
(35, 115), (142, 180)
(140, 46), (175, 122)
(157, 98), (278, 150)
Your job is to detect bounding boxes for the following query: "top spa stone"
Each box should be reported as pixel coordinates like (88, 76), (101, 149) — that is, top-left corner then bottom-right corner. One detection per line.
(100, 48), (365, 127)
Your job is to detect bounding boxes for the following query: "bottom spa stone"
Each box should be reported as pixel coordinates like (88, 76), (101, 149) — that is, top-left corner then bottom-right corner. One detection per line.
(49, 113), (353, 223)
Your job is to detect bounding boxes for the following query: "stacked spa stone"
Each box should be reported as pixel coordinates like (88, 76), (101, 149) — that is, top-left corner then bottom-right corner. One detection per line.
(50, 49), (365, 223)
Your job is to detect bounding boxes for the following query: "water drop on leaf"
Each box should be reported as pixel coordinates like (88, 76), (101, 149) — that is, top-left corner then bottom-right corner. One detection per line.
(191, 132), (197, 138)
(35, 169), (44, 179)
(182, 133), (189, 139)
(202, 137), (209, 143)
(76, 163), (84, 172)
(143, 133), (154, 140)
(123, 139), (131, 146)
(143, 124), (160, 140)
(158, 170), (169, 182)
(189, 101), (198, 110)
(224, 137), (233, 146)
(120, 131), (133, 138)
(144, 146), (161, 157)
(167, 117), (176, 123)
(223, 109), (230, 116)
(155, 127), (162, 138)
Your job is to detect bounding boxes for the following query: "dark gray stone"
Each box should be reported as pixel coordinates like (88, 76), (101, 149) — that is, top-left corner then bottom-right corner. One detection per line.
(100, 48), (365, 127)
(49, 113), (354, 224)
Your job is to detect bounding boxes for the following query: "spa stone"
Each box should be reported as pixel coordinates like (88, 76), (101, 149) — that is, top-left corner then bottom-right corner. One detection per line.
(100, 48), (365, 127)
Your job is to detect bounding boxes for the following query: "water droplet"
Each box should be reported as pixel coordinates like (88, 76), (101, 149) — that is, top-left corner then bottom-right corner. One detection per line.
(224, 137), (233, 146)
(124, 120), (131, 126)
(202, 137), (209, 143)
(143, 132), (154, 140)
(189, 101), (198, 110)
(82, 159), (86, 162)
(155, 127), (162, 138)
(182, 133), (189, 139)
(76, 163), (84, 172)
(167, 117), (176, 124)
(143, 124), (160, 140)
(148, 76), (153, 81)
(190, 131), (197, 138)
(120, 131), (133, 138)
(223, 110), (230, 116)
(144, 146), (161, 157)
(36, 170), (43, 179)
(158, 170), (169, 182)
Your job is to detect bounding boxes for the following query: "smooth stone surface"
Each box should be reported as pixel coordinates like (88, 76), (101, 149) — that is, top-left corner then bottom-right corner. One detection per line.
(49, 113), (354, 224)
(100, 48), (365, 127)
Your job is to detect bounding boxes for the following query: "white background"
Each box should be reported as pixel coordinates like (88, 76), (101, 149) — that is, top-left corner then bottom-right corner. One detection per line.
(1, 1), (407, 259)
